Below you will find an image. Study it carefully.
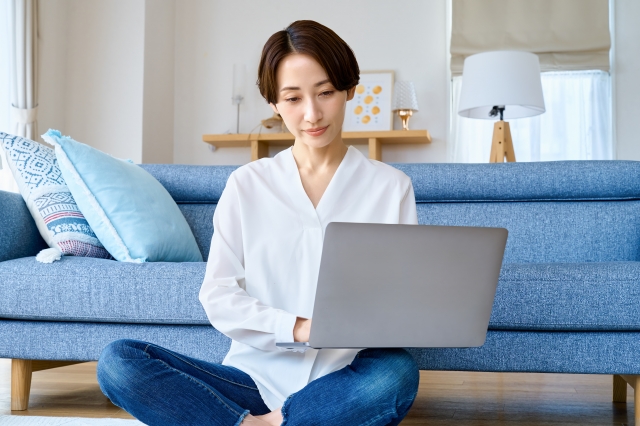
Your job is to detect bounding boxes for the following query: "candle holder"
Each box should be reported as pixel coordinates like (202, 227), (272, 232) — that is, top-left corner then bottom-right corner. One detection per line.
(396, 110), (413, 131)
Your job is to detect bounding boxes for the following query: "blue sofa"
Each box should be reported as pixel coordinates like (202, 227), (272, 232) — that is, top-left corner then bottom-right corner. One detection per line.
(1, 160), (640, 417)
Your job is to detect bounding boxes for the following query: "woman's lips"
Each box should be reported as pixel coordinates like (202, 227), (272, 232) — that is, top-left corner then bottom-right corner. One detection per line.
(304, 126), (328, 137)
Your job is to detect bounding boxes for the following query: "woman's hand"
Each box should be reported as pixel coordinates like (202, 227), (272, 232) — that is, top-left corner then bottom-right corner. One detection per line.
(293, 317), (312, 342)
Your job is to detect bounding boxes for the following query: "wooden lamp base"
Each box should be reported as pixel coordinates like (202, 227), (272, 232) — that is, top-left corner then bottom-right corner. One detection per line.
(490, 120), (516, 163)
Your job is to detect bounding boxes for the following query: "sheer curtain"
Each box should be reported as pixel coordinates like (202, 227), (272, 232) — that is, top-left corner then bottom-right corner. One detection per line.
(1, 0), (38, 193)
(448, 70), (613, 163)
(0, 0), (18, 192)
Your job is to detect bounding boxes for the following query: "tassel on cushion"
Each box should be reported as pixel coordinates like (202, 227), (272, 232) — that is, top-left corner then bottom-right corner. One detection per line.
(36, 247), (63, 263)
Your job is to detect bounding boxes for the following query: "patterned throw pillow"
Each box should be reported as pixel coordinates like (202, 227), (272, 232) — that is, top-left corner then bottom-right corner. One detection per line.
(0, 132), (113, 260)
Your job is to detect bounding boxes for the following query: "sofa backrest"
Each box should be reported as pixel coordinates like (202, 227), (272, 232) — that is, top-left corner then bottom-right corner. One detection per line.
(140, 160), (640, 264)
(140, 164), (233, 260)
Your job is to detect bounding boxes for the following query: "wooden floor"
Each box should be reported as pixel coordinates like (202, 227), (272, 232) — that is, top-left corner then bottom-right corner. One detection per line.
(0, 358), (635, 425)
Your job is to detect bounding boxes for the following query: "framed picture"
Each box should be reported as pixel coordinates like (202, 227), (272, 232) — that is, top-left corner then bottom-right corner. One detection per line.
(343, 70), (394, 131)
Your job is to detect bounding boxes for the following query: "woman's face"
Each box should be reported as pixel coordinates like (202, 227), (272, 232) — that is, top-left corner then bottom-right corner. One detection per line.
(270, 54), (355, 149)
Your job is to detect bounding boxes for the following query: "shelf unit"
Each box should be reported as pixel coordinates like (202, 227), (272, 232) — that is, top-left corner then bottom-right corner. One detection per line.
(202, 130), (431, 161)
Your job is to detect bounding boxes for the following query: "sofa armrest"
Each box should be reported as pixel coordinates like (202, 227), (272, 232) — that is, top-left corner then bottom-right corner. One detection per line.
(0, 190), (48, 262)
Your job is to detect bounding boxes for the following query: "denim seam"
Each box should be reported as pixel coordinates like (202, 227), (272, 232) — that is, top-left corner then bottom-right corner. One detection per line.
(143, 343), (259, 391)
(141, 343), (244, 418)
(405, 384), (420, 414)
(279, 395), (293, 426)
(233, 409), (251, 426)
(359, 409), (397, 426)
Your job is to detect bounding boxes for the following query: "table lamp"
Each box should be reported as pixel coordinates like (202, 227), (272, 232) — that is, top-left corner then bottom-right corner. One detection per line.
(458, 51), (545, 163)
(392, 81), (419, 130)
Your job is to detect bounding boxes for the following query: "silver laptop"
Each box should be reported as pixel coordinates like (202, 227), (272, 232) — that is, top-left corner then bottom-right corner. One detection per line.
(276, 222), (508, 349)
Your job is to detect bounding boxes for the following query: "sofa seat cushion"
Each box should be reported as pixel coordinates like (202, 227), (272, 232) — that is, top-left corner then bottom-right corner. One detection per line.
(2, 257), (639, 331)
(0, 256), (210, 325)
(490, 262), (640, 331)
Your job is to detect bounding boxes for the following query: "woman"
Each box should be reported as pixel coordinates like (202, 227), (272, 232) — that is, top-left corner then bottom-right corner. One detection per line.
(97, 20), (419, 426)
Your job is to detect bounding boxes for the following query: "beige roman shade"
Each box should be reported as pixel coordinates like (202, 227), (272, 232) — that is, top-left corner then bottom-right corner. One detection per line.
(451, 0), (611, 75)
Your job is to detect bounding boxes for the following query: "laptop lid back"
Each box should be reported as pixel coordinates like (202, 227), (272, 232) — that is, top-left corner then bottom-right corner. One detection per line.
(309, 223), (507, 349)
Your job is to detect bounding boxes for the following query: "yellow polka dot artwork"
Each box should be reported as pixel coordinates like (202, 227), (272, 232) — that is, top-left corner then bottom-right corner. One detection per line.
(344, 72), (393, 131)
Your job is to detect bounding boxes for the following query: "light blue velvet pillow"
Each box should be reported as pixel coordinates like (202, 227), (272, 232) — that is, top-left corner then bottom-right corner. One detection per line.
(42, 129), (203, 263)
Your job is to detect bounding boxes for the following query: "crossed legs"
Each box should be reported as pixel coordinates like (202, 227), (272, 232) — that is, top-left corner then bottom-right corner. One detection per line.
(97, 339), (419, 426)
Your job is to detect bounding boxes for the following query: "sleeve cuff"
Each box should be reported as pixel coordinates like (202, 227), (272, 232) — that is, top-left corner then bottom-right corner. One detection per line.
(274, 309), (297, 345)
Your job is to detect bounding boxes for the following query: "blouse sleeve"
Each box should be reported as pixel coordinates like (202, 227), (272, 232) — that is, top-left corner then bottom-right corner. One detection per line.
(199, 173), (298, 352)
(400, 179), (419, 225)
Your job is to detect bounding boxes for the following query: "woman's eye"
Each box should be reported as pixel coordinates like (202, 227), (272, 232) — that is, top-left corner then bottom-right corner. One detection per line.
(285, 97), (299, 103)
(320, 91), (334, 97)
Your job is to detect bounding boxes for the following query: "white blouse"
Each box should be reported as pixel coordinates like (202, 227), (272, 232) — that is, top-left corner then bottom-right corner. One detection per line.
(199, 145), (418, 410)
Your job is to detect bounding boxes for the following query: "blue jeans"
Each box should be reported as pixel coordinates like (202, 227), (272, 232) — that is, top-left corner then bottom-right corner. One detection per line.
(97, 339), (419, 426)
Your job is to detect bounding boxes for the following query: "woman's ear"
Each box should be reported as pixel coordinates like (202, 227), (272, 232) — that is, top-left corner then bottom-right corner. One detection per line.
(269, 103), (279, 114)
(346, 86), (356, 101)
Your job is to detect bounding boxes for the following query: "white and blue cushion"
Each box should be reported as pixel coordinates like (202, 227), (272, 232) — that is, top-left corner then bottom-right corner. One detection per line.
(42, 130), (203, 263)
(0, 132), (112, 261)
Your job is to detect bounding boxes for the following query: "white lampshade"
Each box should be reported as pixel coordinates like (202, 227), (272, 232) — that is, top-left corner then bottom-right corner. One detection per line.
(458, 51), (545, 120)
(392, 81), (419, 111)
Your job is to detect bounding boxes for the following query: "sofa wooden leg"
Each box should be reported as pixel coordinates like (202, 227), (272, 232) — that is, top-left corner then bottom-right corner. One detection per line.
(636, 381), (640, 426)
(613, 374), (628, 403)
(11, 359), (33, 411)
(10, 359), (85, 411)
(620, 375), (640, 424)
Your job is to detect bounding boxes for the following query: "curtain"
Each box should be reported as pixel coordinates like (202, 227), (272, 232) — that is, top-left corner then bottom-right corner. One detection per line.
(1, 0), (38, 193)
(10, 0), (38, 138)
(448, 71), (613, 163)
(451, 0), (610, 75)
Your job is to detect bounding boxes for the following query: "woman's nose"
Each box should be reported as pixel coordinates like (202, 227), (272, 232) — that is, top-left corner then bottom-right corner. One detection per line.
(304, 99), (323, 124)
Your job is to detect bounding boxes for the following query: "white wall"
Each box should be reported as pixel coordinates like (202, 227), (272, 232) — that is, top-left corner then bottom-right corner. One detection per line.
(38, 0), (69, 143)
(39, 0), (146, 162)
(614, 0), (640, 160)
(142, 0), (175, 164)
(65, 0), (145, 162)
(173, 0), (449, 165)
(36, 1), (638, 164)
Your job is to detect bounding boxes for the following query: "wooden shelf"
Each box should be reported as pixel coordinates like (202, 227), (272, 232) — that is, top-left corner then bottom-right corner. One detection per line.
(202, 130), (431, 161)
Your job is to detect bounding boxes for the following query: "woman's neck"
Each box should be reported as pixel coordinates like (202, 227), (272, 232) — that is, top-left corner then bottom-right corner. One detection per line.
(291, 137), (348, 174)
(291, 136), (349, 209)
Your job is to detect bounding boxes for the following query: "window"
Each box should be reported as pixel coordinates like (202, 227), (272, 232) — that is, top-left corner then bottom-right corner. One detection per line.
(448, 0), (613, 163)
(0, 0), (8, 134)
(449, 70), (613, 162)
(0, 0), (18, 192)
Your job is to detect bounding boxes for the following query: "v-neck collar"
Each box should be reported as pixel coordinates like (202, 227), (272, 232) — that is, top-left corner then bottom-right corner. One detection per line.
(281, 145), (362, 227)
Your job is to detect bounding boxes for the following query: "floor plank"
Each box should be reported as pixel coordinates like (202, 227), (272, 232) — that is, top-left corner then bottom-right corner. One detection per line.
(0, 358), (635, 424)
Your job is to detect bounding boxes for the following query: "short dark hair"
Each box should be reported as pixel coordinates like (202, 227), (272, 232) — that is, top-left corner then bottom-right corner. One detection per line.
(257, 20), (360, 104)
